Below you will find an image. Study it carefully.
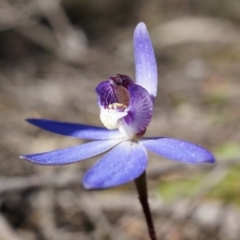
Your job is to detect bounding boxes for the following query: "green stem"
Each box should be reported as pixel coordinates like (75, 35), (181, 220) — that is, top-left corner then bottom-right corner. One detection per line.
(135, 171), (157, 240)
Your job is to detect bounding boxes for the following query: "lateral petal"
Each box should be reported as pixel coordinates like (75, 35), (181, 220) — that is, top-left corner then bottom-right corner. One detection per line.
(21, 139), (122, 165)
(26, 119), (123, 139)
(140, 138), (215, 163)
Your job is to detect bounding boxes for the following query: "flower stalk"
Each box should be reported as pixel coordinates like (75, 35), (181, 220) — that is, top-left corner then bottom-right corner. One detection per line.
(135, 171), (157, 240)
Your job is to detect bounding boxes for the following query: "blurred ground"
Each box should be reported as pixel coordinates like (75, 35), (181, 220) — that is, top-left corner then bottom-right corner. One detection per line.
(0, 0), (240, 240)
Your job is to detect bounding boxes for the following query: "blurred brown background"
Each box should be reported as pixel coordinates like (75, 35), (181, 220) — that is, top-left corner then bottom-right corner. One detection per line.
(0, 0), (240, 239)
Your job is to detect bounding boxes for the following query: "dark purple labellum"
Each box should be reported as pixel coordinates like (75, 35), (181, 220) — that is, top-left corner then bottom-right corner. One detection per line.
(96, 81), (118, 108)
(96, 74), (134, 109)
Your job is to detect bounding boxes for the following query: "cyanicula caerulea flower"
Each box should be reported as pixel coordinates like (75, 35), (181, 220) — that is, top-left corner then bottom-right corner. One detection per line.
(21, 22), (215, 190)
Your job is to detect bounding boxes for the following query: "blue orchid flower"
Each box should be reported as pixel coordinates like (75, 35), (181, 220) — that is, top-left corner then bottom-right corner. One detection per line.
(21, 22), (215, 190)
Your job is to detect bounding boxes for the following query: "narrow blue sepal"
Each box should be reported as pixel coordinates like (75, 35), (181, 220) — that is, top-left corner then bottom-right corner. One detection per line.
(26, 118), (123, 140)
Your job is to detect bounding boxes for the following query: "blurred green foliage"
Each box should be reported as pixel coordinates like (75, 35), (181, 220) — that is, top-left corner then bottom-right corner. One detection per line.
(158, 164), (240, 206)
(210, 167), (240, 205)
(215, 142), (240, 160)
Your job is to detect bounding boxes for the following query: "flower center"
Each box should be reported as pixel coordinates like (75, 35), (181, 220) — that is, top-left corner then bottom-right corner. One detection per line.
(100, 102), (128, 130)
(96, 74), (134, 131)
(112, 85), (130, 107)
(108, 103), (127, 110)
(96, 73), (153, 139)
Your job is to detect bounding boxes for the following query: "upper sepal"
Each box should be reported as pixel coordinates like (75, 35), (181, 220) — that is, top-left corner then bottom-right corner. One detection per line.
(134, 22), (158, 100)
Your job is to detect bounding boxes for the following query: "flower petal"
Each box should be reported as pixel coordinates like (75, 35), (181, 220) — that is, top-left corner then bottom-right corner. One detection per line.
(121, 84), (153, 136)
(21, 139), (122, 165)
(134, 22), (158, 99)
(96, 81), (118, 108)
(82, 141), (148, 189)
(96, 75), (134, 109)
(140, 138), (215, 163)
(26, 119), (123, 139)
